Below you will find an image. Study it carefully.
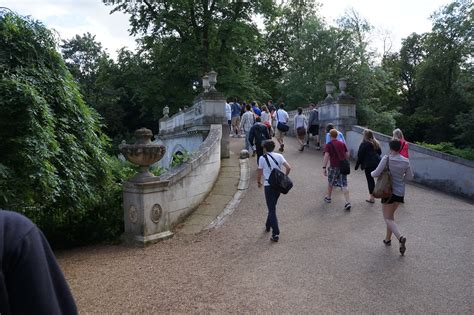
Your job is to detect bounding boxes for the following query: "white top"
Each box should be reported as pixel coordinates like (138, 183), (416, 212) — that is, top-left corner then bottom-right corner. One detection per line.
(276, 109), (289, 123)
(371, 154), (414, 197)
(258, 153), (288, 186)
(294, 114), (307, 129)
(225, 103), (232, 121)
(261, 111), (271, 124)
(240, 111), (255, 132)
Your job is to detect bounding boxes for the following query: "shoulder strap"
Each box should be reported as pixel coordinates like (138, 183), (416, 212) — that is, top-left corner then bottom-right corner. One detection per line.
(263, 155), (272, 169)
(267, 153), (280, 169)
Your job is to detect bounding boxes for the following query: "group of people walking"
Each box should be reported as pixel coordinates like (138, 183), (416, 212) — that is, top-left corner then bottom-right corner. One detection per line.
(226, 100), (322, 155)
(246, 108), (413, 256)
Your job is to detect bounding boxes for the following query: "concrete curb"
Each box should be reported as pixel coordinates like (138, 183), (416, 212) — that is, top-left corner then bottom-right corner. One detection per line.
(206, 157), (250, 229)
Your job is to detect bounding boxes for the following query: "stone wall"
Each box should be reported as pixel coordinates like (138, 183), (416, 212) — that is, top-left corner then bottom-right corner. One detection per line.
(159, 124), (222, 225)
(346, 126), (474, 200)
(123, 124), (222, 244)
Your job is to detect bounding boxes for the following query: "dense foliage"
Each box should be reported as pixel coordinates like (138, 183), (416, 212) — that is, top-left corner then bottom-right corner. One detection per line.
(0, 12), (124, 247)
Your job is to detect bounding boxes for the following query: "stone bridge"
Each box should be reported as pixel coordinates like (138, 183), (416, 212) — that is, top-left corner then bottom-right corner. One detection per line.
(58, 76), (473, 312)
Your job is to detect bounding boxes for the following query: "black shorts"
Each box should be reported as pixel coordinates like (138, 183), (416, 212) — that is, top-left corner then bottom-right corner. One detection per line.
(381, 194), (404, 204)
(308, 125), (319, 136)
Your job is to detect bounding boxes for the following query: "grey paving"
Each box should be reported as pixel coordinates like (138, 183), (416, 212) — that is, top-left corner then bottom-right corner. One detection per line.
(57, 136), (473, 313)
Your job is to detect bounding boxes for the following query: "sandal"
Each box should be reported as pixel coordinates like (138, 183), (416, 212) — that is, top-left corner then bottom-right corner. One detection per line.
(365, 199), (375, 204)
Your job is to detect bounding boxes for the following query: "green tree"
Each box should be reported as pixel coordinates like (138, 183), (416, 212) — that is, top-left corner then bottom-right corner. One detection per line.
(61, 32), (108, 107)
(103, 0), (276, 106)
(0, 11), (121, 247)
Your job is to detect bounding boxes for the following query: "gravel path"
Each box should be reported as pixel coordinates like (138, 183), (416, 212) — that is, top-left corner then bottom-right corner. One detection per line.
(57, 137), (473, 313)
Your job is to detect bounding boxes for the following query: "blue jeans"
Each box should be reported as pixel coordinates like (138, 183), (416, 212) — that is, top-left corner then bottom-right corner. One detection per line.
(264, 186), (281, 236)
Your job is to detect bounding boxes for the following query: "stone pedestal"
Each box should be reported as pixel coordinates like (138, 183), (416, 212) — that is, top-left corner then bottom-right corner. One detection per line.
(198, 91), (229, 159)
(122, 179), (173, 245)
(319, 96), (357, 144)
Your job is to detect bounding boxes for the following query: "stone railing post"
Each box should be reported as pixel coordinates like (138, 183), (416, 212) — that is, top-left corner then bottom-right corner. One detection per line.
(119, 128), (173, 245)
(193, 71), (229, 158)
(319, 79), (357, 143)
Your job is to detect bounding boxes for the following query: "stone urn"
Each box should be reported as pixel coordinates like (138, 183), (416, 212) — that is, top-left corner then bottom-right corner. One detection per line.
(119, 128), (166, 182)
(324, 81), (335, 104)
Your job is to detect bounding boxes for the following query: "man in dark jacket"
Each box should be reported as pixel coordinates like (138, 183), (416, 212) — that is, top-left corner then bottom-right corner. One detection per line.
(248, 117), (271, 164)
(0, 209), (78, 315)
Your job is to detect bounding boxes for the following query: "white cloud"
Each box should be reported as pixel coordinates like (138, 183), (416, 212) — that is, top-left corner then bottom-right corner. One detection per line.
(3, 0), (137, 59)
(318, 0), (453, 56)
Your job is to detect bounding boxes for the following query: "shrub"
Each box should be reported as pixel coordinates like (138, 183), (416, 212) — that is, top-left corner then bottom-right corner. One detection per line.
(416, 142), (474, 161)
(170, 150), (190, 168)
(0, 11), (123, 248)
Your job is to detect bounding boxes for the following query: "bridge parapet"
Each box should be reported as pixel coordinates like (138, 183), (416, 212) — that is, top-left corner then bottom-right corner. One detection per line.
(346, 126), (474, 199)
(123, 124), (223, 245)
(158, 79), (229, 160)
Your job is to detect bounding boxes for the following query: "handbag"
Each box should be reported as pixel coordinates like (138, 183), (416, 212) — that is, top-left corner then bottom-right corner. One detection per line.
(263, 154), (293, 194)
(329, 142), (350, 175)
(373, 156), (393, 199)
(276, 111), (289, 132)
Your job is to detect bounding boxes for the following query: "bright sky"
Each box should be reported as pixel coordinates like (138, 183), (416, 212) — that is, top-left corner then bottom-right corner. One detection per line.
(2, 0), (453, 59)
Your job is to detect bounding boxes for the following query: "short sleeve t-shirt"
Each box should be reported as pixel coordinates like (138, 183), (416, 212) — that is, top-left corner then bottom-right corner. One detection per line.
(258, 152), (287, 186)
(324, 140), (348, 168)
(276, 109), (289, 123)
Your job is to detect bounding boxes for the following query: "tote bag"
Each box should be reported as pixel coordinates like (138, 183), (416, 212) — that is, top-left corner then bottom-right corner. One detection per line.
(373, 156), (393, 199)
(276, 111), (289, 132)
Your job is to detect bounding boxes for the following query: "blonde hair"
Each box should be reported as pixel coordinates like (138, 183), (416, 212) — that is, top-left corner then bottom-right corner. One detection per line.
(392, 128), (404, 140)
(363, 129), (380, 150)
(329, 129), (338, 138)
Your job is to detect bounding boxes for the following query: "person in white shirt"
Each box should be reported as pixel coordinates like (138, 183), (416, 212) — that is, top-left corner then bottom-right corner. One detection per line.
(371, 139), (414, 256)
(225, 101), (232, 134)
(274, 102), (289, 152)
(294, 107), (308, 151)
(260, 105), (273, 137)
(257, 140), (291, 242)
(240, 104), (255, 153)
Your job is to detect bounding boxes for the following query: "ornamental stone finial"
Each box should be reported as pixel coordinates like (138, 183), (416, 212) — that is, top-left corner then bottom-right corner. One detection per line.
(324, 81), (335, 104)
(163, 105), (169, 118)
(208, 70), (217, 92)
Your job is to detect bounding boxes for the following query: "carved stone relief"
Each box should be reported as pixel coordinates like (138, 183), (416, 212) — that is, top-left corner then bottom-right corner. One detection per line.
(151, 204), (163, 224)
(128, 205), (138, 224)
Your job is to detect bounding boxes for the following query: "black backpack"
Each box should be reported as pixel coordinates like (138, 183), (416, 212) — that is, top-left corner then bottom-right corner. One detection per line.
(255, 124), (270, 147)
